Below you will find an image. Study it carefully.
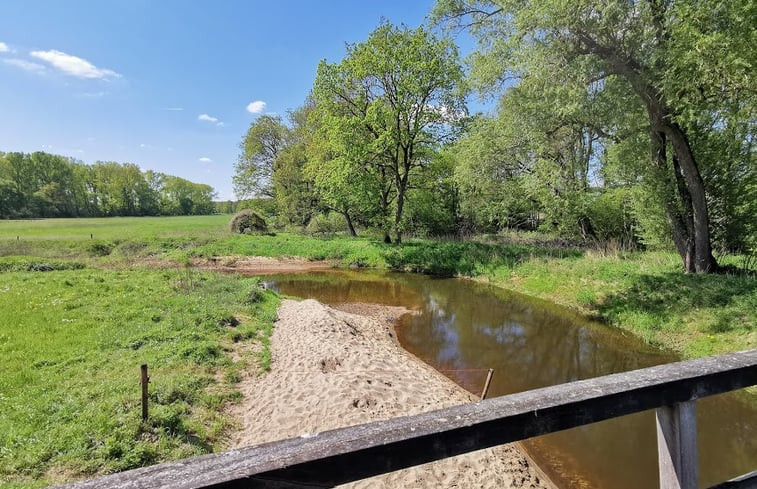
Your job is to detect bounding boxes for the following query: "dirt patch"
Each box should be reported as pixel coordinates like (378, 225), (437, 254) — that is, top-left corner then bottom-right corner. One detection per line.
(190, 256), (336, 275)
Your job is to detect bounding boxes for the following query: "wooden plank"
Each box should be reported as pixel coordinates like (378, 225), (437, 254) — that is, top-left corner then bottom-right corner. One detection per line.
(52, 349), (757, 489)
(657, 401), (698, 489)
(708, 470), (757, 489)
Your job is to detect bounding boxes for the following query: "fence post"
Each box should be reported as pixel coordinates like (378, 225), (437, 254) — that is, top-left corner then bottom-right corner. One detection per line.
(141, 364), (149, 421)
(656, 400), (698, 489)
(480, 368), (494, 400)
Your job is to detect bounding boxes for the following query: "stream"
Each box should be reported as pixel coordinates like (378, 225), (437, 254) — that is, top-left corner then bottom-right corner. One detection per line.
(261, 269), (756, 489)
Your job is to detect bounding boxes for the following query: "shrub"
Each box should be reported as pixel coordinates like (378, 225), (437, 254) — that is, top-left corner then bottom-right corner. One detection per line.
(229, 209), (268, 235)
(305, 212), (347, 236)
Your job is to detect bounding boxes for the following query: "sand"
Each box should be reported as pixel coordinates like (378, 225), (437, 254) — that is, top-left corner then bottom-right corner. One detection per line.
(229, 299), (553, 489)
(190, 256), (335, 274)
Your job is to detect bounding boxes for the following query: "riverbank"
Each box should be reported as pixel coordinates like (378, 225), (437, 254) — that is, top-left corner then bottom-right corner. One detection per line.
(229, 298), (553, 488)
(2, 216), (754, 362)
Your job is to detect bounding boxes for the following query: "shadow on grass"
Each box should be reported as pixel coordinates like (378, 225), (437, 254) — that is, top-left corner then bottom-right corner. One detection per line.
(598, 272), (757, 334)
(382, 240), (584, 277)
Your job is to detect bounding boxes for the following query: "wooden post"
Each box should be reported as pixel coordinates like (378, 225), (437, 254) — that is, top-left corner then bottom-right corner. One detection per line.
(141, 364), (149, 421)
(656, 401), (698, 489)
(480, 368), (494, 400)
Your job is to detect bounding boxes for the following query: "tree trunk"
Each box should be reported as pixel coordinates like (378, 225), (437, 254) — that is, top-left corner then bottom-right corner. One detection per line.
(651, 130), (696, 272)
(343, 210), (358, 237)
(394, 188), (405, 245)
(663, 121), (718, 272)
(574, 32), (719, 273)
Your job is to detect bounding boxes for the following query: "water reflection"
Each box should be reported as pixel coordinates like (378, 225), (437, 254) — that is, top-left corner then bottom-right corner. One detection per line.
(265, 270), (756, 489)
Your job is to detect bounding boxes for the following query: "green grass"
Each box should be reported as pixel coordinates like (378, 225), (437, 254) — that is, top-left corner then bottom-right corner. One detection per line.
(0, 215), (230, 241)
(484, 250), (756, 358)
(0, 264), (278, 488)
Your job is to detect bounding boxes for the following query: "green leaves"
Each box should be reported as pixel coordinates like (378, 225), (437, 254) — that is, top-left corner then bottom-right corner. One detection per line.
(310, 21), (467, 241)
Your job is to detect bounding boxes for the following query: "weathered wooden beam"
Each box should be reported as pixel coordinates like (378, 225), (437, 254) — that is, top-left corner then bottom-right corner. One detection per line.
(708, 470), (757, 489)
(52, 349), (757, 489)
(657, 401), (698, 489)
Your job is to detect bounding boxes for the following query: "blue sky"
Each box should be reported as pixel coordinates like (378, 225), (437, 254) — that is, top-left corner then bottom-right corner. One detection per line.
(0, 1), (481, 200)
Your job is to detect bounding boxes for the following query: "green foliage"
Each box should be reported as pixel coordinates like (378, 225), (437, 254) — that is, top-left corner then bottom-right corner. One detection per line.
(233, 115), (287, 199)
(0, 257), (85, 272)
(228, 209), (268, 235)
(0, 152), (216, 219)
(311, 21), (467, 242)
(434, 0), (754, 272)
(0, 269), (279, 486)
(304, 212), (347, 236)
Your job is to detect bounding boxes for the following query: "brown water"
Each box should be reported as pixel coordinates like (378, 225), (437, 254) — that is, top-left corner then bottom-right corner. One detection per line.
(263, 270), (757, 489)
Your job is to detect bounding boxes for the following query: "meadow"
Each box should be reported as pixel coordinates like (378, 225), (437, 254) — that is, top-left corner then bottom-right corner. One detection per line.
(0, 215), (754, 486)
(0, 244), (277, 486)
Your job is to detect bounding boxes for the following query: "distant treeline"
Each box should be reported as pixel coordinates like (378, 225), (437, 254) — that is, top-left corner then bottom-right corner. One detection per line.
(0, 151), (216, 218)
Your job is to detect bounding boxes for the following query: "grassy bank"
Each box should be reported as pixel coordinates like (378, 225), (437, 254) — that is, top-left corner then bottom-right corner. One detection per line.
(185, 232), (755, 359)
(0, 262), (277, 488)
(1, 216), (754, 367)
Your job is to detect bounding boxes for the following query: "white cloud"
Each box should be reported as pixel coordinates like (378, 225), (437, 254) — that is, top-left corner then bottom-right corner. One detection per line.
(79, 91), (108, 98)
(29, 49), (120, 79)
(198, 113), (224, 126)
(246, 100), (266, 114)
(0, 42), (9, 53)
(198, 157), (212, 163)
(163, 107), (184, 111)
(3, 58), (46, 73)
(198, 113), (218, 123)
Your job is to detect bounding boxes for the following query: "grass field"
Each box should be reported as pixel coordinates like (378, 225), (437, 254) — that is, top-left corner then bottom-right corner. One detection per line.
(0, 215), (230, 241)
(0, 261), (277, 488)
(0, 215), (754, 486)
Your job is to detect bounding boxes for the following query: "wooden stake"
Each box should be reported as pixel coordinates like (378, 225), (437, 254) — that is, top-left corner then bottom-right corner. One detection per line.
(480, 368), (494, 400)
(141, 364), (149, 421)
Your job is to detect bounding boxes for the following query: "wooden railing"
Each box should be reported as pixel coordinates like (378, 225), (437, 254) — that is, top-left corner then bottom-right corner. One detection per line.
(54, 349), (757, 489)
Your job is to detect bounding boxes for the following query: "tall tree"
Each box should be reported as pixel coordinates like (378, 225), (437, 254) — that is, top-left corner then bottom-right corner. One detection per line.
(434, 0), (753, 272)
(234, 115), (288, 199)
(312, 21), (467, 243)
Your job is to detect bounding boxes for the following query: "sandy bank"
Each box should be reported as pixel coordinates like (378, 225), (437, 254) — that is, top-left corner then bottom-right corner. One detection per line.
(229, 299), (552, 488)
(190, 256), (335, 274)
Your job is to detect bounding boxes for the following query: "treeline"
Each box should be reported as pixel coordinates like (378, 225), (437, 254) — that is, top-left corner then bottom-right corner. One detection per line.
(233, 4), (755, 273)
(0, 151), (216, 218)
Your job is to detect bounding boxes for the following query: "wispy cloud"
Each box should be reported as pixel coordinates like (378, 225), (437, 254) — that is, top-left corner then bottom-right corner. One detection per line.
(3, 58), (46, 73)
(198, 113), (224, 126)
(198, 157), (212, 163)
(30, 49), (120, 79)
(163, 107), (184, 111)
(0, 42), (9, 53)
(246, 100), (266, 114)
(78, 91), (109, 98)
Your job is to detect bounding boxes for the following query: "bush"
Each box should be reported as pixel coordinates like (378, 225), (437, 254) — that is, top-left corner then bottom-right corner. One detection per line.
(229, 209), (268, 235)
(305, 212), (347, 236)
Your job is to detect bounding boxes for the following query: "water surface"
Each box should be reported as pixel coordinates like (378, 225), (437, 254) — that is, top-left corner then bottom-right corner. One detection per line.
(264, 270), (756, 489)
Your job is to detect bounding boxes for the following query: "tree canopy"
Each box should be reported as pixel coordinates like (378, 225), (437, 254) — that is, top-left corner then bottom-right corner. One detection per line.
(0, 151), (216, 218)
